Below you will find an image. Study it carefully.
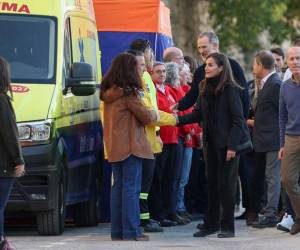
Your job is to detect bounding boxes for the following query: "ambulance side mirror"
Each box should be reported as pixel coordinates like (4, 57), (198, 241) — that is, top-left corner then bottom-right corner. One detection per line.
(65, 62), (96, 96)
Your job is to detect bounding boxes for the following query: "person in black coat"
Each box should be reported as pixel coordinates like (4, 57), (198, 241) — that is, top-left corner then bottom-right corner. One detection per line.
(177, 53), (250, 238)
(176, 32), (249, 118)
(0, 57), (25, 249)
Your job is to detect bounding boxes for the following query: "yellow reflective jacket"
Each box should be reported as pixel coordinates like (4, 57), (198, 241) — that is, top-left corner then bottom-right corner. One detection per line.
(142, 72), (176, 154)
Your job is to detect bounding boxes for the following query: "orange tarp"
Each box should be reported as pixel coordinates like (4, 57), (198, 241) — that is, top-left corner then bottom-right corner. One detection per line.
(93, 0), (172, 37)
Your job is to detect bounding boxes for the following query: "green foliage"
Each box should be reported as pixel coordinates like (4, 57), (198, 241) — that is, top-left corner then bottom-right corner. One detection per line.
(209, 0), (298, 53)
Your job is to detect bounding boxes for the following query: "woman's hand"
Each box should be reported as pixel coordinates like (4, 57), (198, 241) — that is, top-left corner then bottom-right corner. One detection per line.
(226, 150), (236, 161)
(247, 119), (254, 127)
(15, 164), (25, 177)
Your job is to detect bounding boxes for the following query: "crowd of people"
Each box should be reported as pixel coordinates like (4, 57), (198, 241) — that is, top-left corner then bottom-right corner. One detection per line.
(101, 31), (300, 241)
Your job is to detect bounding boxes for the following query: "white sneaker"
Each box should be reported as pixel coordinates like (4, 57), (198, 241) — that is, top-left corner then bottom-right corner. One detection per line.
(277, 213), (294, 232)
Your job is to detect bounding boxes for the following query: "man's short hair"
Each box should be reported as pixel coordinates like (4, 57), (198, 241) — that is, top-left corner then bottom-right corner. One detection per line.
(255, 50), (275, 70)
(198, 31), (219, 45)
(129, 39), (151, 53)
(270, 47), (285, 59)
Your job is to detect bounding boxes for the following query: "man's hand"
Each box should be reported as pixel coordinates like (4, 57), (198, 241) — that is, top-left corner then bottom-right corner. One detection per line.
(278, 147), (284, 160)
(247, 119), (254, 128)
(226, 150), (236, 161)
(15, 164), (25, 177)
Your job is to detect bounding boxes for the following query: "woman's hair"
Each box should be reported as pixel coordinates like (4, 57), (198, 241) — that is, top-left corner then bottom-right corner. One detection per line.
(165, 62), (180, 87)
(200, 52), (237, 96)
(100, 53), (143, 96)
(0, 57), (12, 97)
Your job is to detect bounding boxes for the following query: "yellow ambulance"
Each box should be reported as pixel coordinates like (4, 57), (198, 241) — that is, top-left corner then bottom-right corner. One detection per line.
(0, 0), (102, 235)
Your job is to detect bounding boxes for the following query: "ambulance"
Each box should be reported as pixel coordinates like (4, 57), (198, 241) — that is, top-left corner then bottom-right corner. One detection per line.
(0, 0), (102, 235)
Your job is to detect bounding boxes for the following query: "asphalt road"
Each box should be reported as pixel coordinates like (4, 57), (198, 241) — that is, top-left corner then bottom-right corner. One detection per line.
(5, 220), (300, 250)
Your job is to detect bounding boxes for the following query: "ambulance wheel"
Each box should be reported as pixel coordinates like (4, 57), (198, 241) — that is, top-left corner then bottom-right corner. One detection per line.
(37, 166), (66, 235)
(73, 180), (99, 227)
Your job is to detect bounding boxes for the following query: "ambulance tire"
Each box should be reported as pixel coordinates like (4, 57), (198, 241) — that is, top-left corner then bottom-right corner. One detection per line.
(73, 180), (99, 227)
(37, 166), (66, 235)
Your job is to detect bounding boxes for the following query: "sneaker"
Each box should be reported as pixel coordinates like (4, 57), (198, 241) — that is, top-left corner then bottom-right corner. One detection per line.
(277, 213), (294, 232)
(0, 238), (15, 250)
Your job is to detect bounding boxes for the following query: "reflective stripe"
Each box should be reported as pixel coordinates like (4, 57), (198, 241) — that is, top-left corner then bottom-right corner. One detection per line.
(140, 212), (150, 220)
(139, 193), (148, 200)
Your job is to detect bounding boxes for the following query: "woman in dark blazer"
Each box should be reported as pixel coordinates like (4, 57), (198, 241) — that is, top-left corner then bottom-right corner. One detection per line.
(178, 52), (250, 238)
(0, 57), (25, 249)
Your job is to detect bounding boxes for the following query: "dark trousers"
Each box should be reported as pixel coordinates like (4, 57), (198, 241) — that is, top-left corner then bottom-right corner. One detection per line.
(204, 141), (239, 233)
(149, 143), (182, 221)
(238, 153), (253, 210)
(0, 177), (14, 237)
(140, 158), (156, 222)
(185, 148), (208, 214)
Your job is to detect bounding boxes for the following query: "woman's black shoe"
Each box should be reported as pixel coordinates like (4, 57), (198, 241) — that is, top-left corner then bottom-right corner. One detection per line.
(217, 231), (235, 238)
(193, 227), (219, 237)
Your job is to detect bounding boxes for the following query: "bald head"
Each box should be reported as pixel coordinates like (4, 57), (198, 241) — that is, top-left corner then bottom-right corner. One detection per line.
(163, 47), (184, 68)
(287, 47), (300, 77)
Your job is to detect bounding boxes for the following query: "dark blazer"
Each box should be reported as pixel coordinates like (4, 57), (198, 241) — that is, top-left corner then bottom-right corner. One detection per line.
(178, 84), (249, 151)
(0, 94), (24, 177)
(177, 57), (250, 119)
(252, 72), (281, 152)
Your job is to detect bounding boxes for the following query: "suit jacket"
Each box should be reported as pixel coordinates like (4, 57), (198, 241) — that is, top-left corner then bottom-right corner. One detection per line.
(252, 73), (281, 152)
(178, 84), (249, 151)
(177, 57), (250, 119)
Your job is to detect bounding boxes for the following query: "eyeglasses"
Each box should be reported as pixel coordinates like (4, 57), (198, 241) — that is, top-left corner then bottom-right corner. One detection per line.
(154, 70), (166, 74)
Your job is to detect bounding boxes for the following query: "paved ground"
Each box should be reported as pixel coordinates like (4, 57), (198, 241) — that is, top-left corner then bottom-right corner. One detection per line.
(6, 220), (300, 250)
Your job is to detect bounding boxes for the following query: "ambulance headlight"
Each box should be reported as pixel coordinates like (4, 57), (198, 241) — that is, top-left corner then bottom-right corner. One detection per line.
(18, 120), (52, 145)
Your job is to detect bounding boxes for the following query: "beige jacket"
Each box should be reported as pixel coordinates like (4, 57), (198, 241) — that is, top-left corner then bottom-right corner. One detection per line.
(101, 87), (157, 162)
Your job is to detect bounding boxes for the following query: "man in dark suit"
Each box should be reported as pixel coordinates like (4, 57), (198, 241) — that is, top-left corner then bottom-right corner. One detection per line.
(176, 31), (249, 118)
(247, 50), (281, 227)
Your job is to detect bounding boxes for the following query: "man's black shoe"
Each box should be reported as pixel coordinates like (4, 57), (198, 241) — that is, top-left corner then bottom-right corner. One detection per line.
(251, 216), (278, 228)
(142, 220), (164, 232)
(217, 231), (235, 238)
(160, 219), (177, 227)
(168, 214), (189, 225)
(193, 227), (219, 237)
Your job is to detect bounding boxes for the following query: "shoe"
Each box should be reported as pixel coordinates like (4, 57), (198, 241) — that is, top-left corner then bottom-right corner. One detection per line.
(142, 220), (164, 233)
(290, 219), (300, 235)
(178, 211), (193, 221)
(252, 216), (277, 228)
(217, 231), (235, 238)
(168, 214), (189, 225)
(160, 219), (177, 227)
(193, 227), (219, 237)
(246, 212), (258, 226)
(235, 211), (246, 220)
(135, 234), (149, 241)
(277, 213), (294, 232)
(259, 207), (267, 215)
(197, 222), (204, 230)
(0, 238), (15, 250)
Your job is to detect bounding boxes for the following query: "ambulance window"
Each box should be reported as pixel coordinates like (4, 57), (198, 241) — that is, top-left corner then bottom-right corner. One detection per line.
(69, 17), (98, 82)
(64, 18), (72, 78)
(0, 15), (57, 83)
